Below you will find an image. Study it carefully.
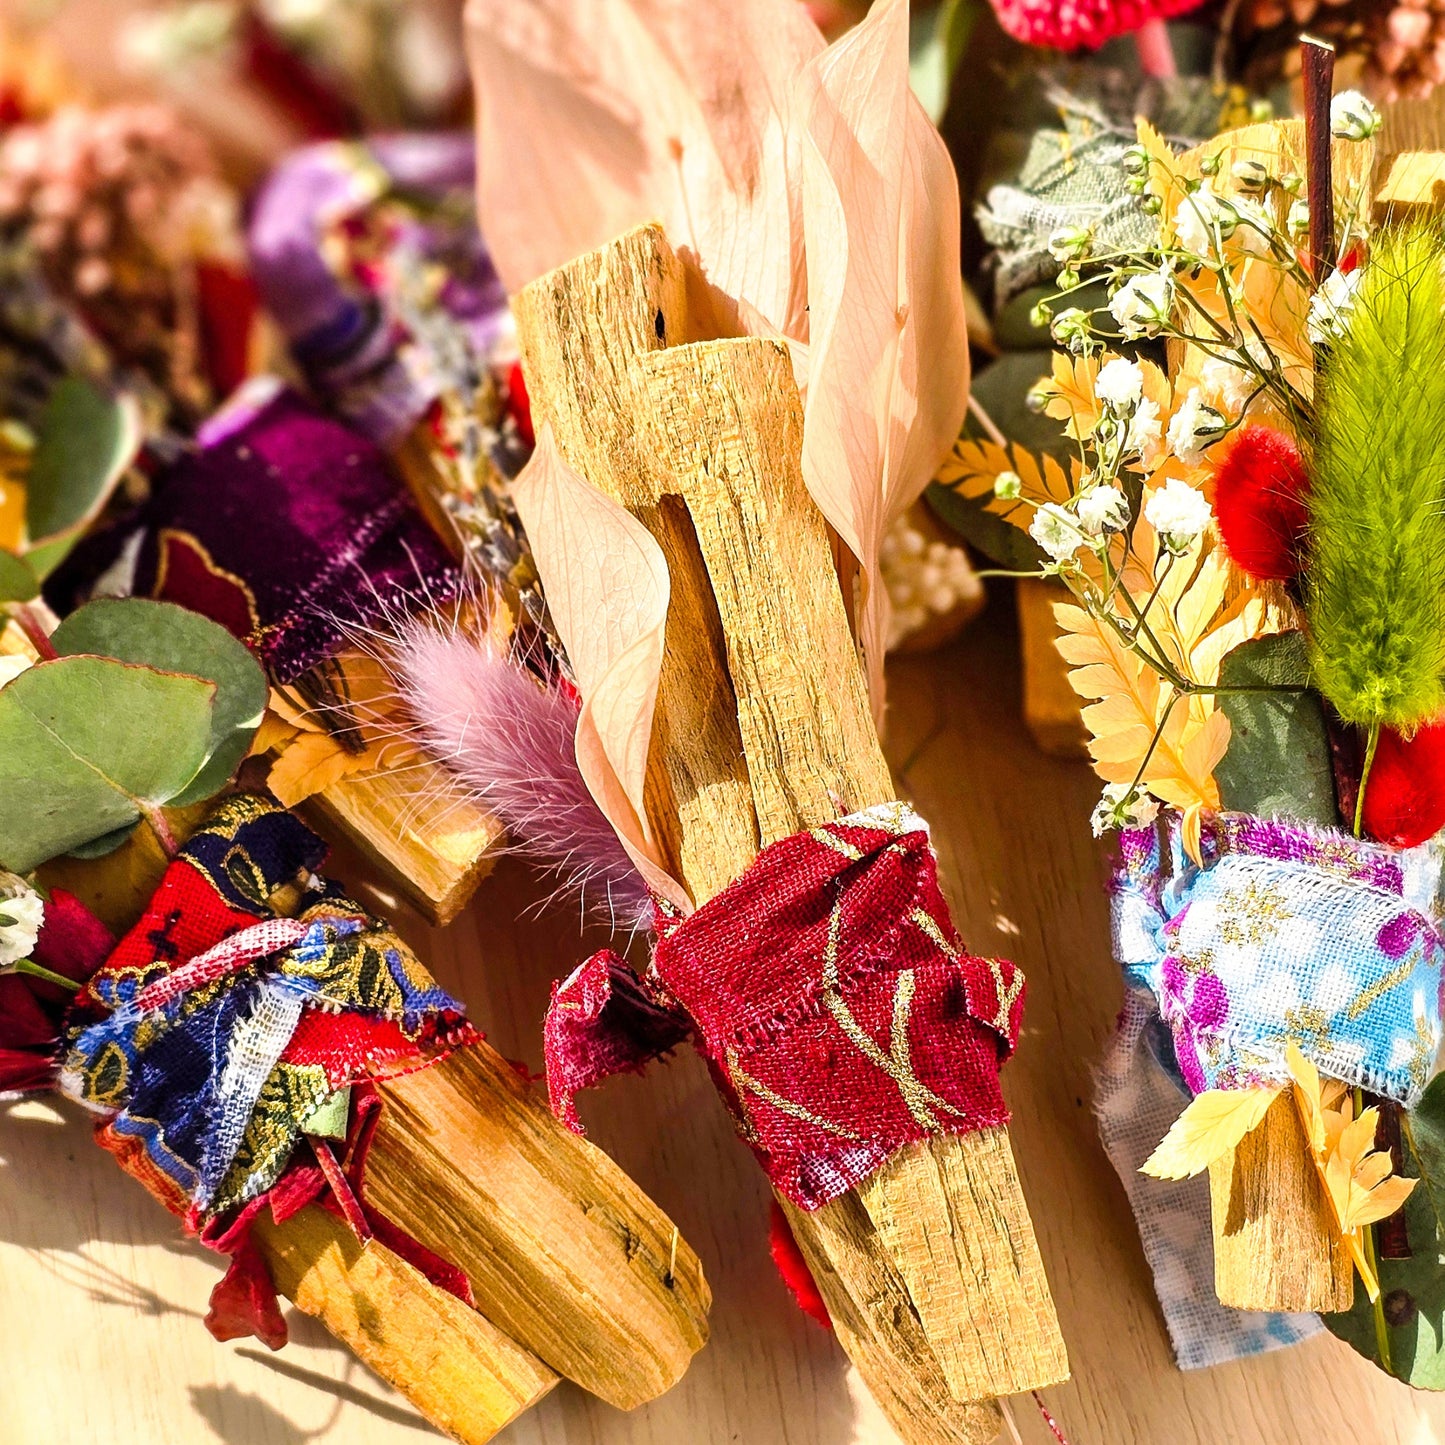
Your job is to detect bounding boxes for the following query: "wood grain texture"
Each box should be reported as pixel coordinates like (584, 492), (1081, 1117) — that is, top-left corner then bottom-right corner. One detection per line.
(367, 1043), (709, 1410)
(1016, 579), (1086, 760)
(8, 610), (1445, 1444)
(517, 227), (1064, 1431)
(1208, 1088), (1354, 1314)
(252, 1205), (558, 1445)
(640, 334), (1067, 1414)
(301, 765), (501, 927)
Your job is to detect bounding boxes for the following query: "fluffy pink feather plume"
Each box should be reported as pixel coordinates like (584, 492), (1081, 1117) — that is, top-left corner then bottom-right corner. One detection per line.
(390, 614), (653, 928)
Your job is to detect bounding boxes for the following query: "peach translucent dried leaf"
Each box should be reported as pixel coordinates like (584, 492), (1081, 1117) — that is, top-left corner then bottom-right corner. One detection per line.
(796, 0), (970, 711)
(511, 425), (691, 912)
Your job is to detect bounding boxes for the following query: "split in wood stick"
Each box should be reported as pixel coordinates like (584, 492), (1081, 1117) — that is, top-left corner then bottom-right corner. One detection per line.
(367, 1040), (711, 1410)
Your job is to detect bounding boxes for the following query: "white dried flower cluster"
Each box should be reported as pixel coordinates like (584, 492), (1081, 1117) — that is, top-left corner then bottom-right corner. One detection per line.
(1090, 783), (1160, 838)
(1330, 90), (1381, 142)
(1075, 484), (1130, 536)
(882, 519), (979, 649)
(1094, 357), (1144, 411)
(1165, 387), (1226, 466)
(1198, 353), (1259, 419)
(1144, 476), (1213, 553)
(1029, 503), (1088, 565)
(1307, 265), (1363, 345)
(1108, 266), (1174, 339)
(1172, 184), (1271, 259)
(0, 873), (44, 970)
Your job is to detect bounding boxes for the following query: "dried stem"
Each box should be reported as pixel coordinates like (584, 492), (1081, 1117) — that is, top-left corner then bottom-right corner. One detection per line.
(1302, 36), (1337, 287)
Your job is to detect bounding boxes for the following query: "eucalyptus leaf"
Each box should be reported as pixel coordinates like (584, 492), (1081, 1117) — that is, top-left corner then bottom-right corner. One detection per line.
(1215, 632), (1339, 828)
(25, 378), (140, 544)
(0, 549), (37, 602)
(1325, 1077), (1445, 1387)
(65, 820), (142, 859)
(51, 598), (266, 805)
(22, 533), (77, 583)
(0, 655), (215, 873)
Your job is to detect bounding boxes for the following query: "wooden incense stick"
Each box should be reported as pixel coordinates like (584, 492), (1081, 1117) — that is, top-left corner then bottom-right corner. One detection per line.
(515, 223), (1067, 1441)
(253, 1205), (559, 1444)
(1195, 101), (1354, 1316)
(46, 794), (711, 1436)
(300, 747), (501, 926)
(1208, 1089), (1353, 1312)
(1302, 36), (1337, 284)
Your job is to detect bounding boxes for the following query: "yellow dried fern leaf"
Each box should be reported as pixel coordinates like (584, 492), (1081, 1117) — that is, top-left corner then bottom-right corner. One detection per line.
(1141, 1086), (1283, 1180)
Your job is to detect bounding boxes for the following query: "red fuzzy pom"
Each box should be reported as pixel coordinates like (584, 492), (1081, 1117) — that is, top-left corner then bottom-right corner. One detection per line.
(1211, 424), (1311, 581)
(768, 1201), (832, 1330)
(986, 0), (1206, 50)
(1361, 721), (1445, 848)
(506, 360), (535, 448)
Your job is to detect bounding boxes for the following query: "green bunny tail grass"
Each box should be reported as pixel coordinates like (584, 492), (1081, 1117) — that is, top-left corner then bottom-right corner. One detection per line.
(1306, 223), (1445, 733)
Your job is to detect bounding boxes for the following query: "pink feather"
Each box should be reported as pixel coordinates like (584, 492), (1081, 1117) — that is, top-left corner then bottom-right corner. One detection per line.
(390, 615), (652, 928)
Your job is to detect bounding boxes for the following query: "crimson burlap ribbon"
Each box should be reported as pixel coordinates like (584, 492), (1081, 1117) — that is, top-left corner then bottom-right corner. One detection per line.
(544, 802), (1024, 1210)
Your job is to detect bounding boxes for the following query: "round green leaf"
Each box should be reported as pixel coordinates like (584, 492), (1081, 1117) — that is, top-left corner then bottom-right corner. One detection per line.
(1215, 632), (1339, 828)
(51, 598), (266, 806)
(0, 549), (38, 603)
(0, 654), (215, 873)
(25, 377), (141, 544)
(65, 820), (143, 859)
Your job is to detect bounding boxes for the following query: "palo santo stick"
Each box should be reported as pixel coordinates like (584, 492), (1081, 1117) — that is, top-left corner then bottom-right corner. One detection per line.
(268, 844), (710, 1408)
(643, 336), (1067, 1408)
(1208, 1088), (1353, 1312)
(511, 223), (759, 889)
(366, 1039), (711, 1410)
(253, 1204), (558, 1445)
(515, 224), (1065, 1437)
(103, 1105), (557, 1445)
(49, 796), (708, 1422)
(275, 649), (504, 927)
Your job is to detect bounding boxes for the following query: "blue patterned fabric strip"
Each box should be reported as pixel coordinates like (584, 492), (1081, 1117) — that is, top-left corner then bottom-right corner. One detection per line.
(1112, 813), (1445, 1103)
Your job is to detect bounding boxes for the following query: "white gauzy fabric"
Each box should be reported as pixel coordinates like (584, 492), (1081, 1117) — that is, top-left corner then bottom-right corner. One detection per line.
(201, 980), (306, 1210)
(1094, 989), (1322, 1368)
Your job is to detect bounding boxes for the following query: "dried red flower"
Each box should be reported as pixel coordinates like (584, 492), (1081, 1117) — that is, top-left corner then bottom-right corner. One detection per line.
(768, 1200), (832, 1329)
(506, 360), (535, 448)
(1361, 720), (1445, 848)
(0, 889), (113, 1094)
(1212, 424), (1311, 581)
(986, 0), (1207, 50)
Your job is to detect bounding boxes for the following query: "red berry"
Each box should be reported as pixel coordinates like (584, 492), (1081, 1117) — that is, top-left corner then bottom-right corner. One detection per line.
(1362, 721), (1445, 848)
(506, 360), (535, 448)
(1212, 424), (1310, 581)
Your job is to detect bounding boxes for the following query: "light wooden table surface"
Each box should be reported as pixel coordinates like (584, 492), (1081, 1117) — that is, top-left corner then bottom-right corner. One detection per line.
(4, 596), (1445, 1445)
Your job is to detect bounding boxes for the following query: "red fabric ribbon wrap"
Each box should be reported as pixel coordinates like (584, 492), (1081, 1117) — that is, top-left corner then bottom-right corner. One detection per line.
(545, 803), (1024, 1210)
